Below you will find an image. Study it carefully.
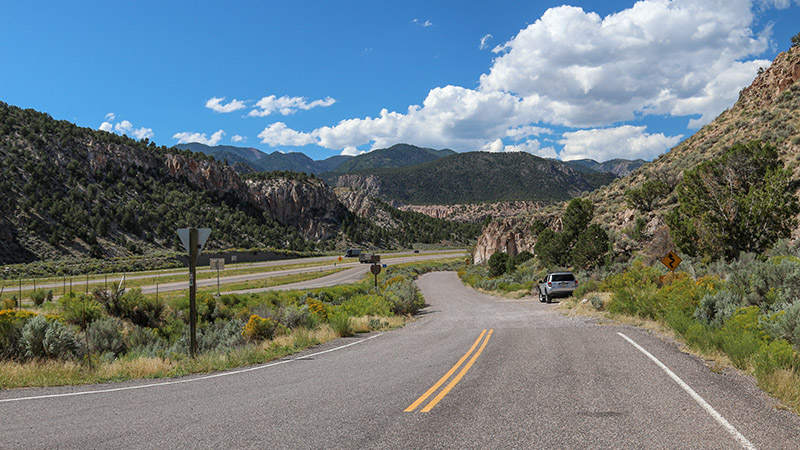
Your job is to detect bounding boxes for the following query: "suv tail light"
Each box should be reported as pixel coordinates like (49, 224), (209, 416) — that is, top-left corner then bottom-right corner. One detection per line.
(547, 281), (552, 286)
(575, 280), (579, 286)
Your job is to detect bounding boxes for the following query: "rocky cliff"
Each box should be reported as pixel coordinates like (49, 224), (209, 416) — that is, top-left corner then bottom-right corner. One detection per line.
(246, 177), (345, 240)
(400, 201), (546, 223)
(334, 188), (398, 229)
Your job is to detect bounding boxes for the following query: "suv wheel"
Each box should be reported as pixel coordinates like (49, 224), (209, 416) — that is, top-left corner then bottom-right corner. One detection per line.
(538, 290), (545, 303)
(545, 293), (551, 304)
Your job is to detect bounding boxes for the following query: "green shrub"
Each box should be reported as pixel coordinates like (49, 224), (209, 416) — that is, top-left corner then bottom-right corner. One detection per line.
(57, 293), (103, 325)
(340, 294), (392, 317)
(126, 325), (169, 357)
(608, 284), (661, 319)
(488, 252), (510, 277)
(384, 279), (424, 315)
(30, 289), (52, 306)
(242, 315), (285, 342)
(0, 309), (37, 359)
(329, 313), (353, 337)
(198, 319), (245, 352)
(87, 317), (127, 357)
(20, 315), (82, 360)
(761, 300), (800, 349)
(573, 279), (600, 299)
(695, 290), (740, 327)
(589, 296), (604, 310)
(753, 339), (799, 377)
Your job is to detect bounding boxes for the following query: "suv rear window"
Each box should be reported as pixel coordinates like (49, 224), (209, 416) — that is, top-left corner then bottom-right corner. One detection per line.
(551, 274), (575, 282)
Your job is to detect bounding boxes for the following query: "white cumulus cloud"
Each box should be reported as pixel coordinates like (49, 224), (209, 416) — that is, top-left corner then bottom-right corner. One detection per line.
(413, 18), (433, 27)
(172, 129), (226, 146)
(206, 97), (246, 113)
(341, 146), (364, 156)
(479, 0), (770, 128)
(231, 135), (246, 143)
(228, 0), (782, 160)
(258, 122), (316, 146)
(98, 118), (153, 140)
(248, 95), (336, 117)
(559, 125), (682, 161)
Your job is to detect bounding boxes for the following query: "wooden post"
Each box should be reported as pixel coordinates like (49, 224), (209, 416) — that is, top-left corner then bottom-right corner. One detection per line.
(189, 228), (198, 358)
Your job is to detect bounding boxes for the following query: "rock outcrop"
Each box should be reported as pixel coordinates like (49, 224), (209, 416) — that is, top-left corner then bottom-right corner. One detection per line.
(400, 201), (545, 223)
(335, 174), (385, 200)
(335, 188), (398, 229)
(247, 178), (345, 240)
(473, 215), (561, 264)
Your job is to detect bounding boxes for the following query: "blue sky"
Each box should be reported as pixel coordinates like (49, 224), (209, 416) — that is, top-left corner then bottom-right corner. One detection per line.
(1, 0), (799, 162)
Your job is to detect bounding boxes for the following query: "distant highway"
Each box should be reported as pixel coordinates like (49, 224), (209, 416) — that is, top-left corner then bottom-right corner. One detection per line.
(3, 272), (799, 448)
(8, 250), (466, 297)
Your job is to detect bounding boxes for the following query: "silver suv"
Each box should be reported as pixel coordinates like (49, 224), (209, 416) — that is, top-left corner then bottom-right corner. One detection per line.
(538, 272), (577, 303)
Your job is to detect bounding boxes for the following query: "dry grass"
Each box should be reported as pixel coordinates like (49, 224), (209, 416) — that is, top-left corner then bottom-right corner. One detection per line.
(758, 369), (800, 413)
(0, 316), (409, 390)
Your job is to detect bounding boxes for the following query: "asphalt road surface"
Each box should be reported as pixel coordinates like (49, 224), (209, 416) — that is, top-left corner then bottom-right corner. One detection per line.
(2, 272), (799, 449)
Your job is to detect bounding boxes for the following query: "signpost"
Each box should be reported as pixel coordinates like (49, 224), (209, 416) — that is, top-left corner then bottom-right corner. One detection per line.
(177, 227), (211, 357)
(370, 263), (381, 289)
(661, 251), (682, 272)
(210, 258), (225, 297)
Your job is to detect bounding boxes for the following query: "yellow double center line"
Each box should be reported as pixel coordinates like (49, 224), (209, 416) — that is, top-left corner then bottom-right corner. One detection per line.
(405, 329), (494, 413)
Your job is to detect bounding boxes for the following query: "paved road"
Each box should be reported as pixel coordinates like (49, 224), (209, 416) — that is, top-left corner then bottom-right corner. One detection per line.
(2, 272), (799, 449)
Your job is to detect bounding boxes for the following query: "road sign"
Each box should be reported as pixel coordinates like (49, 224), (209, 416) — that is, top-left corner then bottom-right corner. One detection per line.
(661, 251), (682, 272)
(338, 256), (343, 262)
(177, 228), (211, 255)
(370, 264), (382, 275)
(210, 258), (225, 270)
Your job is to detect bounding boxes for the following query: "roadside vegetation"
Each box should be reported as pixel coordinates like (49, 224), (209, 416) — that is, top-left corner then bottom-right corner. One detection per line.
(464, 140), (800, 413)
(0, 260), (459, 389)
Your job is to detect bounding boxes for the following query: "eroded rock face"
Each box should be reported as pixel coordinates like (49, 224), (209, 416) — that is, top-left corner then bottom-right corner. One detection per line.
(335, 174), (384, 199)
(334, 188), (398, 229)
(473, 215), (562, 264)
(400, 201), (545, 223)
(246, 178), (345, 240)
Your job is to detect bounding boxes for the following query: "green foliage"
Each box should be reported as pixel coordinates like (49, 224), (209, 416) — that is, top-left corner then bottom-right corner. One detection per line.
(333, 151), (610, 204)
(695, 290), (739, 327)
(667, 140), (799, 260)
(20, 315), (81, 360)
(535, 199), (609, 269)
(792, 32), (800, 48)
(383, 278), (425, 315)
(56, 293), (103, 325)
(87, 317), (127, 356)
(339, 294), (392, 317)
(30, 289), (52, 306)
(488, 252), (510, 277)
(761, 300), (800, 349)
(571, 224), (609, 269)
(530, 220), (546, 237)
(198, 319), (245, 353)
(0, 309), (37, 359)
(242, 314), (284, 342)
(328, 312), (354, 337)
(624, 179), (671, 212)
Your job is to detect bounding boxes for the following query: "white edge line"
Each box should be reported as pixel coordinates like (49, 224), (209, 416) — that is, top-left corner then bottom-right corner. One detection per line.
(617, 332), (757, 450)
(0, 333), (383, 404)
